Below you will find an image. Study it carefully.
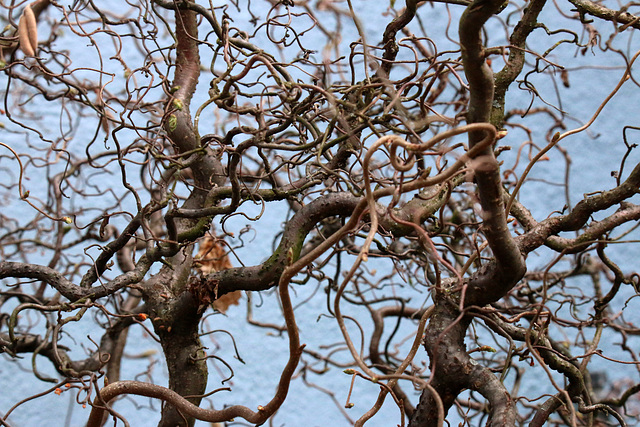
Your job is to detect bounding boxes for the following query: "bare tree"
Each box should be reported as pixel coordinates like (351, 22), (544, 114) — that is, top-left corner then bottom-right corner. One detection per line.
(1, 0), (640, 426)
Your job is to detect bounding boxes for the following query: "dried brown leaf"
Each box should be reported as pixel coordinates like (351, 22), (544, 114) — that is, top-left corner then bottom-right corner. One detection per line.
(212, 291), (242, 313)
(195, 236), (233, 274)
(101, 109), (114, 134)
(18, 5), (38, 57)
(195, 235), (241, 313)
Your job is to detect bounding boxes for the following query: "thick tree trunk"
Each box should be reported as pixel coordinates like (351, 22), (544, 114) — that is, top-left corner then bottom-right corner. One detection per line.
(409, 300), (470, 426)
(145, 250), (207, 427)
(157, 303), (207, 427)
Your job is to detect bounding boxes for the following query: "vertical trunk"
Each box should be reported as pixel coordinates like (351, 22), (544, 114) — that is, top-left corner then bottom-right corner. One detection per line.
(145, 250), (207, 427)
(157, 301), (207, 427)
(409, 301), (470, 426)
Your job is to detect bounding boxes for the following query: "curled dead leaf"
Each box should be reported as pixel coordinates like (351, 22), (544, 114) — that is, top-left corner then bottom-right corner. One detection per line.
(560, 69), (570, 88)
(195, 235), (233, 274)
(212, 291), (242, 313)
(195, 235), (241, 313)
(18, 5), (38, 57)
(101, 109), (114, 134)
